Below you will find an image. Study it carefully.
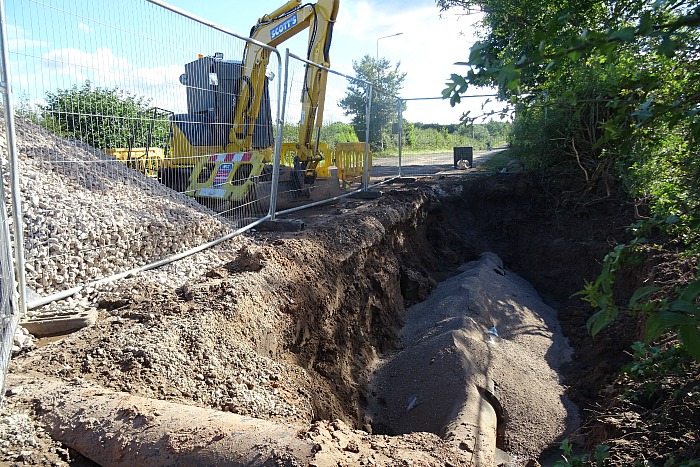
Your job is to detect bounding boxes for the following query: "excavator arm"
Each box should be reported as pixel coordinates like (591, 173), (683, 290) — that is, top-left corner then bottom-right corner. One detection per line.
(229, 0), (339, 180)
(161, 0), (342, 212)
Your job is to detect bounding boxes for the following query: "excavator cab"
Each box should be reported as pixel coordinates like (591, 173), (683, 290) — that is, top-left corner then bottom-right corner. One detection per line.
(158, 53), (275, 201)
(175, 54), (274, 153)
(159, 0), (342, 214)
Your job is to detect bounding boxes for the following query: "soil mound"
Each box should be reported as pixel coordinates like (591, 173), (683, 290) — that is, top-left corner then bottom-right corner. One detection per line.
(369, 252), (578, 461)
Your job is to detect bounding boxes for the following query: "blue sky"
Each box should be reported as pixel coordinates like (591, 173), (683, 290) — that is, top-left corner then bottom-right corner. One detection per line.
(162, 0), (496, 123)
(8, 0), (501, 124)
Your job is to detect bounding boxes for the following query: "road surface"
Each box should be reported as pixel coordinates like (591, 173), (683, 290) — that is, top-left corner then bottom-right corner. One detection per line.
(370, 148), (502, 178)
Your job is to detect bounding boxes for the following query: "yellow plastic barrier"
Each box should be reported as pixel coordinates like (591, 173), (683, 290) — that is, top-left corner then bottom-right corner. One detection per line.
(105, 147), (165, 178)
(335, 142), (370, 183)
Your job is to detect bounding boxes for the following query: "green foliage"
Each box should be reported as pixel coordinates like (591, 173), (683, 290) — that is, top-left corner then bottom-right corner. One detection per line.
(41, 80), (167, 150)
(15, 92), (42, 125)
(339, 55), (406, 150)
(478, 149), (518, 172)
(440, 0), (700, 190)
(320, 122), (360, 145)
(282, 121), (359, 147)
(553, 438), (610, 466)
(623, 342), (695, 392)
(405, 122), (480, 152)
(441, 0), (700, 360)
(374, 120), (510, 156)
(576, 218), (700, 361)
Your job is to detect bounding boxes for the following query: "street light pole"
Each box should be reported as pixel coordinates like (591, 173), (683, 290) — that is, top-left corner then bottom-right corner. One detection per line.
(376, 32), (403, 62)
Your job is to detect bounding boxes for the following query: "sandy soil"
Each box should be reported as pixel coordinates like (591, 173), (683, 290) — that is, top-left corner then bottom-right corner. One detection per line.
(3, 169), (695, 465)
(368, 253), (578, 461)
(0, 174), (578, 466)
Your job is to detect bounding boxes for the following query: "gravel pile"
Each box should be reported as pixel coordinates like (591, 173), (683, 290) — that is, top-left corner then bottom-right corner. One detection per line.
(12, 325), (34, 353)
(0, 412), (41, 458)
(1, 116), (236, 302)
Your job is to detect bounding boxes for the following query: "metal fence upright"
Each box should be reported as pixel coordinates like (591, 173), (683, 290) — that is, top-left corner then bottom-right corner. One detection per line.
(0, 0), (24, 403)
(362, 84), (373, 192)
(267, 48), (292, 222)
(397, 97), (404, 178)
(0, 0), (26, 317)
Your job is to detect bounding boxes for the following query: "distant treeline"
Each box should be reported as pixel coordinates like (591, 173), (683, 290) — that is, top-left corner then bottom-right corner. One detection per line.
(284, 120), (511, 154)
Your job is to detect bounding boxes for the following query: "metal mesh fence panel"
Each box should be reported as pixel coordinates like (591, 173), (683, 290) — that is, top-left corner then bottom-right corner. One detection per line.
(365, 86), (401, 182)
(5, 0), (282, 306)
(275, 51), (371, 214)
(391, 96), (507, 177)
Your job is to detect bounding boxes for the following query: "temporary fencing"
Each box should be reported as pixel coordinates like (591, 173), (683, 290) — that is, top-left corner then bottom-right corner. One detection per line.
(370, 94), (503, 178)
(0, 0), (22, 403)
(0, 0), (382, 392)
(0, 186), (17, 405)
(3, 0), (284, 311)
(362, 85), (401, 182)
(0, 179), (17, 405)
(274, 49), (373, 216)
(0, 0), (382, 314)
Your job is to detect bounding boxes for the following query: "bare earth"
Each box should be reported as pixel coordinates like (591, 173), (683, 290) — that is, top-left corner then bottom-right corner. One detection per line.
(1, 175), (580, 467)
(0, 116), (628, 466)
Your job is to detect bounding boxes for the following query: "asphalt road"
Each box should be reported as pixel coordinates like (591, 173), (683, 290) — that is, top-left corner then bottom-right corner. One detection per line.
(370, 148), (502, 178)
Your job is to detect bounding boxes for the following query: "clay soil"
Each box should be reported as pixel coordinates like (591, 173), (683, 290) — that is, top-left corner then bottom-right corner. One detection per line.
(2, 173), (698, 465)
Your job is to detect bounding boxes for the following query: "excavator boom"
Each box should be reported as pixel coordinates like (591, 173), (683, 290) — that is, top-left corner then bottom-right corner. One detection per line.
(231, 0), (339, 177)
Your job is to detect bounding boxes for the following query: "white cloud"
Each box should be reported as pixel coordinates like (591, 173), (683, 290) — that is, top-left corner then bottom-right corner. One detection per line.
(7, 24), (47, 50)
(326, 3), (507, 124)
(36, 47), (186, 112)
(78, 23), (91, 34)
(42, 47), (131, 78)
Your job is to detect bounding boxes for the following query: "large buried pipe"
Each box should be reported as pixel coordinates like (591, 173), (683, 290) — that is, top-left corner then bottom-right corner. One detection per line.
(367, 252), (577, 464)
(33, 381), (314, 466)
(367, 329), (500, 465)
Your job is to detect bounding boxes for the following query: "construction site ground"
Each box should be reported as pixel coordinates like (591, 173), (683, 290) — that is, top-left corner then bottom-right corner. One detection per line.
(2, 168), (694, 465)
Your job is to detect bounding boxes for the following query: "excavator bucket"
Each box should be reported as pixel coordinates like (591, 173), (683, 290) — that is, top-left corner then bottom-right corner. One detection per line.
(272, 143), (341, 211)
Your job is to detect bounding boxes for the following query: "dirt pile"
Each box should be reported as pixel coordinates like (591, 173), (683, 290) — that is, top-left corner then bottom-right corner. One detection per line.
(369, 252), (578, 461)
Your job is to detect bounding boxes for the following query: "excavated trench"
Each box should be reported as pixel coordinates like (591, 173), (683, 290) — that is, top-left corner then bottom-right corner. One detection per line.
(10, 174), (621, 465)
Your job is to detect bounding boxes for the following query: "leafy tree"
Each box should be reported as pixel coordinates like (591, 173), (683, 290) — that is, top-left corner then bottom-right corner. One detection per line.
(282, 122), (359, 147)
(42, 80), (168, 150)
(15, 92), (42, 125)
(438, 0), (700, 359)
(339, 55), (407, 150)
(469, 124), (489, 141)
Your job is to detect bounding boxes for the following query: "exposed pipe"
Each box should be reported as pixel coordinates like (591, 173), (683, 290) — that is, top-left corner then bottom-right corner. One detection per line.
(30, 380), (314, 466)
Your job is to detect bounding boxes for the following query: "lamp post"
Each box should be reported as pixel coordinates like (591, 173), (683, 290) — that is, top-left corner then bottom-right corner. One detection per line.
(376, 32), (403, 62)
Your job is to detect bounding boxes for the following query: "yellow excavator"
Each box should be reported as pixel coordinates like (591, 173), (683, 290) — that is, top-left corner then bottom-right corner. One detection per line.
(158, 0), (343, 212)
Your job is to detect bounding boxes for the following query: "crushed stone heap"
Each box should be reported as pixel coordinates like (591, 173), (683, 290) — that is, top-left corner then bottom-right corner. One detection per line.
(1, 117), (234, 299)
